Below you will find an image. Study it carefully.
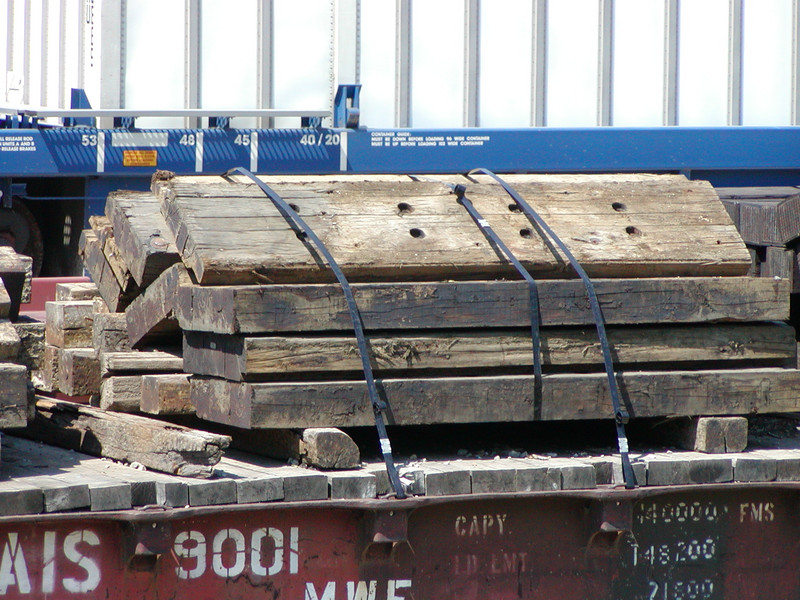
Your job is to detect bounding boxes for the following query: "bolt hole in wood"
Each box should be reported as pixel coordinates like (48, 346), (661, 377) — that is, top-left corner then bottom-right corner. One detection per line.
(626, 226), (641, 236)
(397, 202), (414, 215)
(508, 203), (521, 212)
(612, 202), (626, 212)
(409, 228), (425, 239)
(289, 203), (300, 212)
(296, 231), (308, 240)
(519, 228), (533, 239)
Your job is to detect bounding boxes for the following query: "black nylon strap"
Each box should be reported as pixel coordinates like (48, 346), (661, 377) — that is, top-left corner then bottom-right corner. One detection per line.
(468, 168), (637, 489)
(224, 167), (407, 498)
(451, 184), (543, 408)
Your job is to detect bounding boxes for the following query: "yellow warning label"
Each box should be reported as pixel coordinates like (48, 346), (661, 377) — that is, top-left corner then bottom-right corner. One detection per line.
(123, 150), (158, 167)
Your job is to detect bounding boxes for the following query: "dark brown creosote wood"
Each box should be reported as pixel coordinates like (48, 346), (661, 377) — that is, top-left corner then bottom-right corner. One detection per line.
(175, 276), (790, 335)
(190, 367), (800, 429)
(125, 263), (192, 347)
(182, 323), (797, 381)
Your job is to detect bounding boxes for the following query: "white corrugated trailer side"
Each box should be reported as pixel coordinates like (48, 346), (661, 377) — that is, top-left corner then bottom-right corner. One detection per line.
(2, 0), (799, 129)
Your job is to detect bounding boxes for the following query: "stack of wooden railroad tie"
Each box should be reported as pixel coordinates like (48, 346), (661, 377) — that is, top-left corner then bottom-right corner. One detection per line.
(58, 171), (800, 469)
(719, 187), (800, 296)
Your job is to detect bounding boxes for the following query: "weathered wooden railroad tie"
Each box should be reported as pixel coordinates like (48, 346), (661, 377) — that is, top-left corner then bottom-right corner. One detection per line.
(34, 172), (800, 472)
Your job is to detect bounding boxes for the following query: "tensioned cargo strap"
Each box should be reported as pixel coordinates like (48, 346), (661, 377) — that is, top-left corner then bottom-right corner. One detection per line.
(468, 168), (637, 489)
(224, 167), (407, 499)
(450, 184), (543, 408)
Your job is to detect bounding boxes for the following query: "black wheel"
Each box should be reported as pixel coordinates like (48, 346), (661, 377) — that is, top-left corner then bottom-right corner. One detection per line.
(0, 199), (45, 277)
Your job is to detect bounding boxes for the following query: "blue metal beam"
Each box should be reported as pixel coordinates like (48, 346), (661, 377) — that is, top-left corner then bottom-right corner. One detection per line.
(1, 126), (799, 188)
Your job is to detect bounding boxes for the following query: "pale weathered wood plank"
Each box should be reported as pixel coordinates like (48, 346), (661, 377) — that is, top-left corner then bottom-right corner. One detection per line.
(39, 343), (60, 392)
(191, 367), (800, 429)
(0, 279), (10, 320)
(78, 229), (138, 312)
(12, 320), (44, 372)
(89, 215), (133, 290)
(106, 191), (180, 287)
(100, 349), (183, 378)
(0, 320), (20, 361)
(176, 277), (790, 335)
(25, 398), (230, 477)
(140, 374), (193, 415)
(211, 425), (361, 469)
(44, 300), (95, 348)
(99, 375), (142, 412)
(92, 312), (131, 355)
(60, 348), (100, 397)
(154, 174), (750, 284)
(0, 246), (32, 316)
(55, 281), (99, 302)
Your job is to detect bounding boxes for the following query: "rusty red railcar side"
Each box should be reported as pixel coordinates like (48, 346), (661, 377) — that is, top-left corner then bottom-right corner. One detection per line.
(0, 483), (796, 599)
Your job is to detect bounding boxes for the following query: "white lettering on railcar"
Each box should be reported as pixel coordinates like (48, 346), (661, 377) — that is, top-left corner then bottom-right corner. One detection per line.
(370, 131), (491, 148)
(647, 578), (715, 600)
(454, 513), (508, 536)
(304, 579), (412, 600)
(739, 502), (774, 523)
(636, 500), (727, 525)
(0, 136), (36, 151)
(0, 533), (31, 594)
(0, 529), (100, 595)
(452, 551), (529, 576)
(62, 530), (101, 593)
(634, 538), (717, 567)
(173, 525), (299, 580)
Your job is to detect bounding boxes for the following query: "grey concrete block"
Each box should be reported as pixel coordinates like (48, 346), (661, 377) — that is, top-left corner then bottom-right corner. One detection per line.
(512, 461), (560, 491)
(279, 471), (328, 501)
(88, 480), (132, 511)
(328, 472), (377, 500)
(733, 456), (777, 482)
(0, 481), (43, 515)
(752, 450), (800, 482)
(420, 464), (471, 496)
(362, 464), (391, 496)
(557, 463), (597, 490)
(646, 455), (733, 486)
(672, 417), (749, 453)
(469, 460), (517, 494)
(236, 477), (284, 504)
(25, 476), (90, 512)
(398, 466), (425, 496)
(187, 479), (237, 506)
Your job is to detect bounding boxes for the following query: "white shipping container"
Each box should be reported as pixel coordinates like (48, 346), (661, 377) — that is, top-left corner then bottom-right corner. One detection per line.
(1, 0), (799, 128)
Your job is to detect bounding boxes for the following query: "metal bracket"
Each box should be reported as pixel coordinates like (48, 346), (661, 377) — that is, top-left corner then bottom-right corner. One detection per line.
(359, 509), (413, 566)
(121, 518), (173, 572)
(113, 116), (136, 129)
(209, 116), (231, 129)
(334, 84), (361, 128)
